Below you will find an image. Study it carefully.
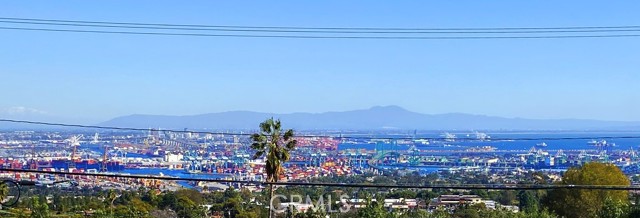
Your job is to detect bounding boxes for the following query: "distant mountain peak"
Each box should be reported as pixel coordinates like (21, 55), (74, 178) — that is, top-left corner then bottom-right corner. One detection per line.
(369, 105), (409, 112)
(98, 106), (640, 131)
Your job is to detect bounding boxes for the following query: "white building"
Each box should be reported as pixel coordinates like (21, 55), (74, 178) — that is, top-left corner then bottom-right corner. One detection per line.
(164, 153), (183, 162)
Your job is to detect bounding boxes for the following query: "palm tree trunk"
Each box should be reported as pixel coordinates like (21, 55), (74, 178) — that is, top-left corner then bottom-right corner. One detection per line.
(110, 197), (116, 216)
(269, 183), (274, 218)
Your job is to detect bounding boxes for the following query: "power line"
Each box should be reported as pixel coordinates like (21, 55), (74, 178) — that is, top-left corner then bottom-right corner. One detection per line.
(1, 16), (640, 31)
(3, 26), (640, 40)
(0, 118), (252, 136)
(2, 168), (640, 190)
(4, 20), (640, 34)
(1, 168), (258, 185)
(1, 118), (639, 141)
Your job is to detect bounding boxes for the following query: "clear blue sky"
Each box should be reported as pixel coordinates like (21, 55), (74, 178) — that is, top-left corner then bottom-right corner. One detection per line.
(1, 1), (639, 123)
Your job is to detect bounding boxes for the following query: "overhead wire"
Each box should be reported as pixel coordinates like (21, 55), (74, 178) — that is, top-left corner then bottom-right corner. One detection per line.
(1, 118), (639, 141)
(2, 26), (640, 40)
(1, 16), (640, 31)
(1, 17), (640, 39)
(3, 20), (640, 34)
(1, 17), (639, 191)
(0, 119), (637, 189)
(1, 168), (640, 190)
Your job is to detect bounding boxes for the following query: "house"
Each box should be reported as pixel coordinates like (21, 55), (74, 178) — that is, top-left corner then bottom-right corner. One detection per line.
(429, 194), (483, 209)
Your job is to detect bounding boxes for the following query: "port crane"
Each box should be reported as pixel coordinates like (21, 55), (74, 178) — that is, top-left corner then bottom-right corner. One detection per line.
(101, 144), (112, 172)
(630, 147), (638, 162)
(64, 135), (83, 169)
(407, 145), (420, 165)
(65, 135), (83, 161)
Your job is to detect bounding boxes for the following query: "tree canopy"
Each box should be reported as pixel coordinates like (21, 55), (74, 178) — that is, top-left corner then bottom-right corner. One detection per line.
(544, 162), (630, 218)
(250, 118), (297, 183)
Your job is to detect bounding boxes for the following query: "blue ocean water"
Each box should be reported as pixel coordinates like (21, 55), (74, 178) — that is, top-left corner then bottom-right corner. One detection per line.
(81, 144), (153, 159)
(122, 168), (226, 188)
(377, 165), (445, 174)
(121, 168), (223, 179)
(338, 132), (640, 151)
(76, 132), (640, 181)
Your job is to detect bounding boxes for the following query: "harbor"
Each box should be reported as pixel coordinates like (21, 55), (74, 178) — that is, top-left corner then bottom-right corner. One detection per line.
(1, 130), (640, 189)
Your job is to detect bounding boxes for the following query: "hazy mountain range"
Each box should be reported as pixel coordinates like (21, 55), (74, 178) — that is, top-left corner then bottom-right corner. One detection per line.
(98, 106), (640, 131)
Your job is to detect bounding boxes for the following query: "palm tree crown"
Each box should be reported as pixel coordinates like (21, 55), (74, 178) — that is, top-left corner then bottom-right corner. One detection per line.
(250, 118), (297, 183)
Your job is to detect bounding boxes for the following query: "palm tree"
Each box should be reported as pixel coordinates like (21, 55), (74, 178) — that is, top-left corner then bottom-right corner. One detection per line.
(0, 181), (8, 205)
(250, 118), (297, 218)
(100, 189), (118, 216)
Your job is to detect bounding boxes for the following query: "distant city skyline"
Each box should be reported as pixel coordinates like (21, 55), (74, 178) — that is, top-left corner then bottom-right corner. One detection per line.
(1, 105), (639, 125)
(1, 1), (639, 122)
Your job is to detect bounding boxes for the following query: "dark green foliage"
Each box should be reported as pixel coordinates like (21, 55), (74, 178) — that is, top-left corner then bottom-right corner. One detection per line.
(175, 196), (205, 218)
(518, 191), (539, 213)
(599, 197), (628, 218)
(386, 189), (417, 199)
(356, 198), (388, 218)
(452, 203), (482, 218)
(497, 190), (516, 205)
(29, 197), (50, 218)
(3, 166), (630, 218)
